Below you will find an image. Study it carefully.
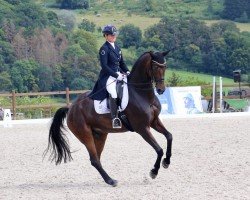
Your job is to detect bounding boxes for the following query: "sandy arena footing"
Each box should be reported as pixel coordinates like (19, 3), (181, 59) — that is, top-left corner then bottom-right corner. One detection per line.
(0, 113), (249, 200)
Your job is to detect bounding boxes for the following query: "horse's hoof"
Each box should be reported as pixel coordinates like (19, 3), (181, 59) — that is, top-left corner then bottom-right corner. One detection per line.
(150, 169), (157, 179)
(162, 159), (170, 169)
(107, 179), (118, 187)
(111, 180), (118, 187)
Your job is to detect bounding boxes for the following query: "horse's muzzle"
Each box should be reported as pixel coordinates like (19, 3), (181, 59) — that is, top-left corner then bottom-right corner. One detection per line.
(157, 88), (165, 95)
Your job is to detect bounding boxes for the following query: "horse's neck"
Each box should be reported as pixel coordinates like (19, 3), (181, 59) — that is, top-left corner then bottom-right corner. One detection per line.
(129, 54), (151, 84)
(128, 57), (155, 103)
(129, 66), (149, 84)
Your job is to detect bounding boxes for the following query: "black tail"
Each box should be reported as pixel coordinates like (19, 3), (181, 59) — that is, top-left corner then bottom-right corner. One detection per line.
(44, 107), (73, 165)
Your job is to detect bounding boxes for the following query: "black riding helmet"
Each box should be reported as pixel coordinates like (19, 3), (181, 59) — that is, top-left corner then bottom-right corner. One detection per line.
(102, 25), (118, 36)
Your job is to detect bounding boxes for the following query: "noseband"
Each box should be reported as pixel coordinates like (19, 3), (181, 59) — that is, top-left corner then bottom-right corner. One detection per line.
(151, 60), (167, 84)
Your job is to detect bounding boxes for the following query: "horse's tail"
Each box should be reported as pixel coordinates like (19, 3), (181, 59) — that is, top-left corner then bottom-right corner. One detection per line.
(44, 107), (73, 165)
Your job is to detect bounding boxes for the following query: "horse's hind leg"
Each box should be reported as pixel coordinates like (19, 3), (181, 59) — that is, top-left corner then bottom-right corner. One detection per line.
(151, 117), (172, 168)
(72, 128), (117, 186)
(92, 130), (108, 160)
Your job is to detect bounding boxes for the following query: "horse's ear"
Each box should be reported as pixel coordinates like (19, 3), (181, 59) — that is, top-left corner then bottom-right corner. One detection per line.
(162, 46), (177, 57)
(162, 50), (171, 57)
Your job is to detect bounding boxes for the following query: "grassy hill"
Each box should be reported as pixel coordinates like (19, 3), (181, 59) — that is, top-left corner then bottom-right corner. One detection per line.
(204, 20), (250, 32)
(34, 0), (250, 84)
(36, 0), (250, 33)
(38, 0), (223, 19)
(166, 69), (234, 85)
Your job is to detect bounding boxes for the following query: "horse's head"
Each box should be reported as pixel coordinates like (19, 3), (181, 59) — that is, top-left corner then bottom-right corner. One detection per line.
(149, 51), (170, 95)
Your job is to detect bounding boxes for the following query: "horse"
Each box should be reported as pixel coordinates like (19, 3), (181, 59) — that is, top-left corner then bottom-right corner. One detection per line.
(45, 51), (173, 187)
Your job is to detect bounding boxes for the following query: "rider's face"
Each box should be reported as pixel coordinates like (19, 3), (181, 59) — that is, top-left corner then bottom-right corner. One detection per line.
(105, 34), (117, 43)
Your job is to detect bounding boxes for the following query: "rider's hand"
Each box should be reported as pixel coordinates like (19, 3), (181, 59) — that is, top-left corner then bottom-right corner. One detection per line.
(126, 71), (130, 76)
(117, 73), (124, 81)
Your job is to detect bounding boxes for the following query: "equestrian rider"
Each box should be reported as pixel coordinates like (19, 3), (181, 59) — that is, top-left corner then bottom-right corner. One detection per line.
(89, 25), (130, 128)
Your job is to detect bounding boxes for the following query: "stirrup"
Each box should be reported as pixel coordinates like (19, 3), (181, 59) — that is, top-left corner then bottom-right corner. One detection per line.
(112, 117), (122, 129)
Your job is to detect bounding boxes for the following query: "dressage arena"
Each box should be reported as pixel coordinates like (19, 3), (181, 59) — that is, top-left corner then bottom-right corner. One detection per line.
(0, 113), (249, 200)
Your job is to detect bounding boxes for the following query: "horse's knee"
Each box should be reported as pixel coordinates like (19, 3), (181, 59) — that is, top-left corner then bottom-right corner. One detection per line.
(165, 132), (173, 141)
(157, 148), (164, 157)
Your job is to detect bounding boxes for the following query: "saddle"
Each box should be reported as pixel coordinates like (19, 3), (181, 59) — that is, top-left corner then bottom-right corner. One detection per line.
(93, 78), (134, 131)
(107, 80), (124, 109)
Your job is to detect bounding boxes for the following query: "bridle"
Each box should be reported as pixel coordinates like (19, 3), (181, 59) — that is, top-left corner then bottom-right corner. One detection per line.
(151, 60), (167, 84)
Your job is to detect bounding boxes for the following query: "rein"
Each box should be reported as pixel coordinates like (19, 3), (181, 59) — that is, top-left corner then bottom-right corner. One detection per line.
(125, 59), (167, 90)
(77, 56), (167, 103)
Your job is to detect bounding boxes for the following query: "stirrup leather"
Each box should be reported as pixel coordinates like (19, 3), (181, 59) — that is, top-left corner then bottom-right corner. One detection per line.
(112, 117), (122, 129)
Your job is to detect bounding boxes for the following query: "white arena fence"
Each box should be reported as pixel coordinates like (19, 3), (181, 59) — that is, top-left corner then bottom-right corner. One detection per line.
(1, 112), (250, 126)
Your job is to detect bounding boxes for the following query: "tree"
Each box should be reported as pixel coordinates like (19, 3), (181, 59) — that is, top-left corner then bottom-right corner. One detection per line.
(10, 59), (39, 92)
(235, 12), (249, 23)
(56, 0), (89, 9)
(167, 72), (182, 87)
(119, 24), (142, 48)
(139, 0), (156, 12)
(51, 64), (64, 91)
(63, 44), (86, 69)
(46, 11), (61, 28)
(36, 65), (53, 91)
(222, 0), (249, 21)
(70, 30), (98, 56)
(70, 77), (91, 90)
(78, 19), (96, 32)
(142, 16), (250, 78)
(15, 2), (48, 29)
(0, 40), (15, 72)
(57, 11), (76, 31)
(0, 71), (12, 92)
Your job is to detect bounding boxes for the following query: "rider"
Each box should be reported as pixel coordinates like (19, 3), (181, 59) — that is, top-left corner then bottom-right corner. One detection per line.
(89, 25), (130, 128)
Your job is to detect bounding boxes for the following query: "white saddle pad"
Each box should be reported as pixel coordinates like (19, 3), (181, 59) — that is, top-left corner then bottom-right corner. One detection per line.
(94, 79), (129, 114)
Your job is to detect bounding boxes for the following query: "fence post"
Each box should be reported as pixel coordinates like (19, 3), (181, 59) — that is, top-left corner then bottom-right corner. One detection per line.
(219, 77), (223, 113)
(12, 90), (16, 120)
(66, 87), (70, 106)
(212, 77), (216, 113)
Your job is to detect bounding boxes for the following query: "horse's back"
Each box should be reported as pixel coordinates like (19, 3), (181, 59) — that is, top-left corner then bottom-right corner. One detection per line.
(67, 91), (95, 127)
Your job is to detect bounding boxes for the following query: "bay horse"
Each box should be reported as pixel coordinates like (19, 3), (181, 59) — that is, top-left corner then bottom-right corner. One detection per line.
(45, 51), (173, 187)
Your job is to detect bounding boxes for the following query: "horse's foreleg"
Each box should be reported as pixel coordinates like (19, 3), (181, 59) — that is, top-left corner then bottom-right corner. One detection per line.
(151, 117), (172, 168)
(139, 127), (163, 179)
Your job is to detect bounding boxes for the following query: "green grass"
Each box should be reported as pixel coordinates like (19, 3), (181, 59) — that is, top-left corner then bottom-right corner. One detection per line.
(76, 12), (160, 31)
(166, 69), (234, 85)
(204, 20), (250, 32)
(37, 0), (249, 33)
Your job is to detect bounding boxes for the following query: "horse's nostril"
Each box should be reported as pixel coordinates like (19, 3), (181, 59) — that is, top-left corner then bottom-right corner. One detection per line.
(157, 89), (164, 94)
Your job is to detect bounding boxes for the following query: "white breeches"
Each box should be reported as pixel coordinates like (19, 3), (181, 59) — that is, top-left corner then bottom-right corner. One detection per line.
(106, 72), (123, 98)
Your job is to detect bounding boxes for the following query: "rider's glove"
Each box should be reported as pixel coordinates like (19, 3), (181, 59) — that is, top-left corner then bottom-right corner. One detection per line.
(126, 71), (130, 76)
(117, 73), (124, 81)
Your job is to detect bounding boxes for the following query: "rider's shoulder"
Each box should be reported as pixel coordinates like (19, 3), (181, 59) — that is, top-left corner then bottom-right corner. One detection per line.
(99, 43), (109, 56)
(100, 42), (109, 50)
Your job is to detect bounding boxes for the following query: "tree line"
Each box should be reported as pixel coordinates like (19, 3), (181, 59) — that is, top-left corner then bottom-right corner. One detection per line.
(0, 0), (100, 92)
(66, 0), (250, 23)
(222, 0), (250, 22)
(0, 0), (249, 93)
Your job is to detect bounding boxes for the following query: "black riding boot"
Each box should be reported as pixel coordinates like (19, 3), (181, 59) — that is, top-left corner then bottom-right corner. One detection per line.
(109, 98), (121, 128)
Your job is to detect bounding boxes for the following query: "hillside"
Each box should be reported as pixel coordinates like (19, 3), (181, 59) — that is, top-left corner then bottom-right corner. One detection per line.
(38, 0), (223, 18)
(0, 0), (249, 94)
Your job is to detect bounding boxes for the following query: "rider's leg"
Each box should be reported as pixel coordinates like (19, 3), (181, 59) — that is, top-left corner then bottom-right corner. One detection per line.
(106, 76), (121, 128)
